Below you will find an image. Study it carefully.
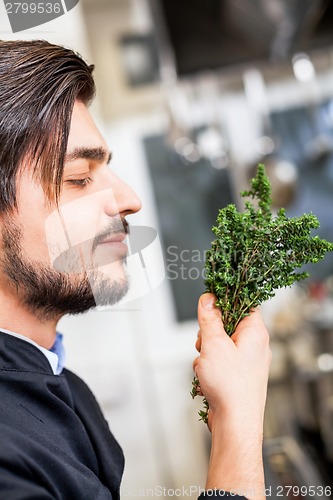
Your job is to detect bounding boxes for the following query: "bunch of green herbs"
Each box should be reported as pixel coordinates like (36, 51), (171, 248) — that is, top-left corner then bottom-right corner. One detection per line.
(192, 164), (333, 424)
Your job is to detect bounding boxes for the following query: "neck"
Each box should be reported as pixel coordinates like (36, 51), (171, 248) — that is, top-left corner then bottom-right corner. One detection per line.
(0, 289), (60, 349)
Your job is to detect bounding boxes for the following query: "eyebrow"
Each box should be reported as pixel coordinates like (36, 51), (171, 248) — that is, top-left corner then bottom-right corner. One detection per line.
(65, 146), (112, 165)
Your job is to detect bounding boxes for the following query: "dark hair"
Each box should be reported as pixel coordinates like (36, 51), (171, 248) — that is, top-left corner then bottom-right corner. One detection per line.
(0, 39), (95, 212)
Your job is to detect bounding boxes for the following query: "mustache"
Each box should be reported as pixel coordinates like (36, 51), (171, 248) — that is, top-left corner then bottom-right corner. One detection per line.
(52, 217), (130, 273)
(92, 218), (129, 253)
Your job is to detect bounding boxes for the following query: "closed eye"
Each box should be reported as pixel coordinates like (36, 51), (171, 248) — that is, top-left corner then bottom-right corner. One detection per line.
(66, 177), (93, 188)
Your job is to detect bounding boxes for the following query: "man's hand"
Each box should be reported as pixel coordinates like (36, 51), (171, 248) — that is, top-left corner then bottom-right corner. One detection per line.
(194, 293), (271, 499)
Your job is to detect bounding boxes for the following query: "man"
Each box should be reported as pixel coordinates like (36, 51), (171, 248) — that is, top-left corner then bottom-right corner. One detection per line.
(0, 40), (271, 499)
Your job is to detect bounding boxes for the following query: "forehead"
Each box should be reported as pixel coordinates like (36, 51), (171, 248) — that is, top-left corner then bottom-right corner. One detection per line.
(66, 101), (108, 156)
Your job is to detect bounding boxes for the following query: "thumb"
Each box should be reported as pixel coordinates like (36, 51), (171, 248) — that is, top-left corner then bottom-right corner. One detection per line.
(198, 293), (229, 343)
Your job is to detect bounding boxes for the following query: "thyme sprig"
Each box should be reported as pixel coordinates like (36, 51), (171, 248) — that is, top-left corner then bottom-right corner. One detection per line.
(192, 164), (333, 424)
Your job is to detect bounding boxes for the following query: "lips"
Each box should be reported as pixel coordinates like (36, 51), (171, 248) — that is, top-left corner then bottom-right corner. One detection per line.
(99, 233), (127, 245)
(97, 233), (128, 261)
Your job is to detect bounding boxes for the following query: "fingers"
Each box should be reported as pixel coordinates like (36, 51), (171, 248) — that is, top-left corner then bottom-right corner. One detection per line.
(193, 355), (198, 372)
(197, 293), (230, 346)
(237, 307), (264, 331)
(197, 294), (269, 354)
(232, 308), (270, 349)
(192, 356), (203, 396)
(195, 333), (201, 352)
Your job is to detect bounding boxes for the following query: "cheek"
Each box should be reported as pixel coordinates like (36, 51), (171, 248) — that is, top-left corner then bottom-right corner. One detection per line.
(14, 172), (56, 263)
(45, 193), (102, 265)
(14, 210), (52, 265)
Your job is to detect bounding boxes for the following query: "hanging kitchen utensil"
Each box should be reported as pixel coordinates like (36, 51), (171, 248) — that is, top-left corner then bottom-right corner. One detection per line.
(243, 68), (298, 208)
(164, 82), (202, 164)
(292, 52), (333, 165)
(194, 73), (230, 170)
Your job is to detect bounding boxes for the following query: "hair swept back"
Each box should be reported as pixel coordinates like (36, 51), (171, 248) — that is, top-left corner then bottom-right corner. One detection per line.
(0, 39), (95, 212)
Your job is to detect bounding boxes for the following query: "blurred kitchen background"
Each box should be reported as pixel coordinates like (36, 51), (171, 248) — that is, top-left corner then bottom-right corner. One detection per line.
(3, 0), (333, 497)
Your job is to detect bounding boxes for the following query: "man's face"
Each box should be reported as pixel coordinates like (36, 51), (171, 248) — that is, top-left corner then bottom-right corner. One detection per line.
(0, 100), (142, 320)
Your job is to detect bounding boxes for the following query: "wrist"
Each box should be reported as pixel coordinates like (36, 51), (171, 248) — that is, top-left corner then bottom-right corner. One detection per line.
(206, 411), (265, 499)
(210, 412), (264, 461)
(210, 405), (265, 438)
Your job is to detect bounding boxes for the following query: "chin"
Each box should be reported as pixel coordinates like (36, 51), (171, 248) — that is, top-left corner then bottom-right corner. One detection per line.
(86, 264), (129, 305)
(95, 260), (127, 282)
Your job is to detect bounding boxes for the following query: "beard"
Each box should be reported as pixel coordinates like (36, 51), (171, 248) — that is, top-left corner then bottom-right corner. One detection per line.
(1, 216), (130, 321)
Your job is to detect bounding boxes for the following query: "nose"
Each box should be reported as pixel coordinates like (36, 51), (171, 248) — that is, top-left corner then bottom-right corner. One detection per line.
(102, 171), (142, 217)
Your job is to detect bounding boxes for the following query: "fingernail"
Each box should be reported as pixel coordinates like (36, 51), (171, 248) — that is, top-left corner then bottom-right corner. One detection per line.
(201, 294), (215, 309)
